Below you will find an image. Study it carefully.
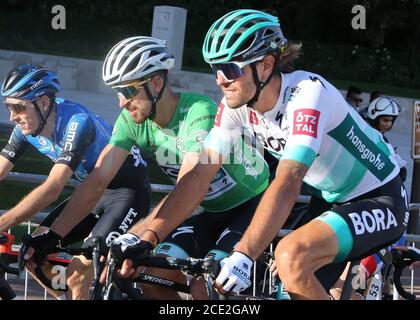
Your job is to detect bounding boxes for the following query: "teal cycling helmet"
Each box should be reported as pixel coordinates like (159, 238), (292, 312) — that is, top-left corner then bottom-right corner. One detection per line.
(202, 9), (287, 64)
(202, 9), (288, 108)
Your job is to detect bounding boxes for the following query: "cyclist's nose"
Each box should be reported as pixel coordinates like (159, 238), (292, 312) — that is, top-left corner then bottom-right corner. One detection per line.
(118, 94), (131, 109)
(216, 72), (230, 87)
(9, 110), (19, 122)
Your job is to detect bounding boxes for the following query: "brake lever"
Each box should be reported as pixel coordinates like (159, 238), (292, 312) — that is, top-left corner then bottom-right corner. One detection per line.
(17, 234), (32, 271)
(91, 237), (106, 283)
(102, 256), (117, 300)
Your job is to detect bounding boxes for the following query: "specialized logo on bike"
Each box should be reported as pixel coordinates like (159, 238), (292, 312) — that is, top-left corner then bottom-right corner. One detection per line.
(142, 274), (174, 286)
(293, 109), (320, 138)
(349, 208), (398, 235)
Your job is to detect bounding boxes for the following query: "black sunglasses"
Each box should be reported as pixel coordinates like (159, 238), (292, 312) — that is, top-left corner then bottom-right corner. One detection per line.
(4, 102), (26, 114)
(4, 98), (39, 114)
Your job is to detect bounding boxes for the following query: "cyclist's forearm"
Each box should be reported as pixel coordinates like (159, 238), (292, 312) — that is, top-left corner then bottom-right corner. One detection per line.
(142, 169), (211, 244)
(0, 156), (14, 181)
(0, 181), (63, 232)
(50, 179), (106, 237)
(128, 196), (167, 236)
(236, 176), (301, 260)
(0, 170), (10, 181)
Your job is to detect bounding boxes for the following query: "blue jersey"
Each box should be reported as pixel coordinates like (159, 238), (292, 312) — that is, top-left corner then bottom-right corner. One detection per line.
(1, 98), (116, 181)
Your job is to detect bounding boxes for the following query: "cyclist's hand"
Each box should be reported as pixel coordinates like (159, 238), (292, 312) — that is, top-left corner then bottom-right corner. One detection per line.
(99, 233), (152, 282)
(214, 251), (252, 294)
(19, 229), (62, 269)
(394, 246), (420, 270)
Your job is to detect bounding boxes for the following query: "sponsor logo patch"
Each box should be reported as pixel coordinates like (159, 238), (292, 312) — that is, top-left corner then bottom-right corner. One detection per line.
(349, 208), (398, 235)
(293, 109), (320, 138)
(249, 110), (259, 124)
(214, 103), (225, 127)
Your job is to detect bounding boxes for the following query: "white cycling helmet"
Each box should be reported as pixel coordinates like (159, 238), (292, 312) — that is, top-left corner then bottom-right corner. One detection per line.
(367, 97), (400, 120)
(102, 36), (175, 86)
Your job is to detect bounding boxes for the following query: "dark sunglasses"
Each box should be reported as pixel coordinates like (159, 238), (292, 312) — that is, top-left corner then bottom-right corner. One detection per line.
(4, 98), (39, 114)
(112, 79), (151, 101)
(211, 56), (264, 82)
(4, 102), (27, 114)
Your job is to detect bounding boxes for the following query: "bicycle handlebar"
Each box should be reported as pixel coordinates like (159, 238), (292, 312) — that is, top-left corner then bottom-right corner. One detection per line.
(19, 235), (107, 292)
(391, 247), (420, 300)
(132, 255), (220, 278)
(0, 233), (19, 300)
(0, 259), (20, 276)
(103, 253), (220, 300)
(0, 233), (20, 276)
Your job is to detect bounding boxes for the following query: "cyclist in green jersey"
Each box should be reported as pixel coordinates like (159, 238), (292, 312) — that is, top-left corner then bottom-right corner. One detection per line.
(32, 36), (269, 299)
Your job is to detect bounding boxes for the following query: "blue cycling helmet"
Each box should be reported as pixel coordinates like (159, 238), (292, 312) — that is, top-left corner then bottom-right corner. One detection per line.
(1, 64), (60, 100)
(1, 64), (60, 136)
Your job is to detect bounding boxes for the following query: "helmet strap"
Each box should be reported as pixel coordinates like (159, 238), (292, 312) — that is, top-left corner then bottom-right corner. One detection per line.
(246, 56), (279, 108)
(31, 97), (56, 137)
(143, 74), (167, 120)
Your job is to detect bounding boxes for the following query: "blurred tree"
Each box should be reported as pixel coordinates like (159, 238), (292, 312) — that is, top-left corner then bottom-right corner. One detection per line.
(0, 0), (419, 87)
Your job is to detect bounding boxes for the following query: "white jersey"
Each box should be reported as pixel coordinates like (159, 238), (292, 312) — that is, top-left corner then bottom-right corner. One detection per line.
(204, 70), (400, 202)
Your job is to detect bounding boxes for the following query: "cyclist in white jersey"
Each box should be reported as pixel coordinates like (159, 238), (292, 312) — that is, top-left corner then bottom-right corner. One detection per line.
(196, 9), (408, 299)
(105, 10), (408, 299)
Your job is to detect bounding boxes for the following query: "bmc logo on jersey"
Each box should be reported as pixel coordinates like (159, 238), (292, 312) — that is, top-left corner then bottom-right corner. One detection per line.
(214, 103), (225, 127)
(293, 109), (320, 138)
(64, 122), (79, 151)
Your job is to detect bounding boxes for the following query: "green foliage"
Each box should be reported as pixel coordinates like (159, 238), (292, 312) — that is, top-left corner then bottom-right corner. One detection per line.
(0, 1), (419, 86)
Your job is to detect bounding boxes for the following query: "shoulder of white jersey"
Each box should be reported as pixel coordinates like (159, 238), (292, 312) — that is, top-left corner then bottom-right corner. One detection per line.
(284, 70), (331, 90)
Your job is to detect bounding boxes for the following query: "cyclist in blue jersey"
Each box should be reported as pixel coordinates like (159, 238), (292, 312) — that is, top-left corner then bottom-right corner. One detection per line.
(0, 64), (151, 299)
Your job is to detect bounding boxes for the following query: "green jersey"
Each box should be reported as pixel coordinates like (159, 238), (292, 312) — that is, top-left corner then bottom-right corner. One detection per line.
(109, 92), (269, 212)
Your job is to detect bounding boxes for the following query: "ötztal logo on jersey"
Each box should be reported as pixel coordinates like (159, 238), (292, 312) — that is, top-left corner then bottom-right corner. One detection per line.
(214, 103), (225, 127)
(293, 109), (320, 138)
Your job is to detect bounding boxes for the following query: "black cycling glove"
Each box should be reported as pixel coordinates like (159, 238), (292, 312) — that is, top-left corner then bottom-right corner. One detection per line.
(109, 238), (154, 267)
(19, 230), (62, 268)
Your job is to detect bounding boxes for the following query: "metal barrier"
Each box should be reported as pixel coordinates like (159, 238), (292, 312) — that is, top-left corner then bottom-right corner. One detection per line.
(1, 171), (419, 300)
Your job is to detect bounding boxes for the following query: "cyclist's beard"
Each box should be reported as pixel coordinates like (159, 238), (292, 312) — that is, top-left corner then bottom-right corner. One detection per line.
(222, 81), (257, 109)
(127, 104), (151, 124)
(224, 90), (253, 110)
